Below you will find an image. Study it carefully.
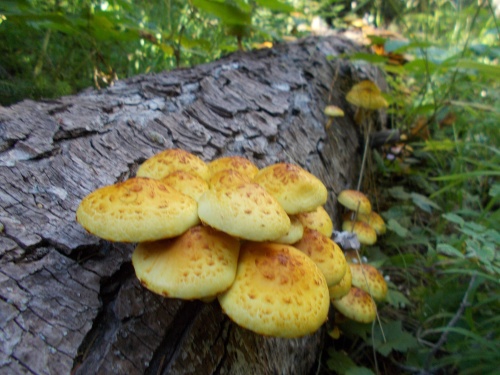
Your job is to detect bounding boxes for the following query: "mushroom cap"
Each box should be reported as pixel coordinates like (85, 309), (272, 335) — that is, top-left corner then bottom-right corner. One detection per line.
(253, 163), (328, 215)
(198, 172), (291, 241)
(329, 262), (352, 300)
(346, 80), (389, 110)
(208, 156), (259, 179)
(218, 242), (330, 338)
(136, 148), (210, 180)
(296, 206), (334, 238)
(76, 177), (199, 242)
(342, 220), (377, 245)
(324, 105), (345, 117)
(132, 226), (240, 300)
(275, 215), (304, 244)
(207, 169), (253, 187)
(332, 286), (377, 323)
(160, 170), (209, 202)
(338, 190), (372, 214)
(349, 263), (388, 301)
(293, 228), (347, 286)
(357, 211), (386, 235)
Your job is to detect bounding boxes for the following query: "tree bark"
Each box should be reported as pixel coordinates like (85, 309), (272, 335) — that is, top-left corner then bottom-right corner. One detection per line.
(0, 35), (386, 375)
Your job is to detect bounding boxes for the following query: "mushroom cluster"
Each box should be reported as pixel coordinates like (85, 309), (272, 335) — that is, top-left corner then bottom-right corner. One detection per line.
(76, 149), (386, 337)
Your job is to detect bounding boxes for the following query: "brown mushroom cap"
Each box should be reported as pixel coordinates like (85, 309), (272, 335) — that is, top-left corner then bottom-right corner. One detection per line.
(337, 190), (372, 214)
(208, 156), (259, 179)
(357, 211), (386, 235)
(349, 263), (388, 301)
(254, 163), (328, 215)
(198, 172), (291, 241)
(136, 148), (210, 180)
(342, 220), (377, 245)
(160, 170), (209, 202)
(332, 286), (377, 323)
(132, 226), (240, 300)
(346, 80), (389, 110)
(76, 177), (199, 242)
(329, 263), (352, 300)
(293, 228), (347, 286)
(218, 242), (330, 338)
(295, 206), (334, 238)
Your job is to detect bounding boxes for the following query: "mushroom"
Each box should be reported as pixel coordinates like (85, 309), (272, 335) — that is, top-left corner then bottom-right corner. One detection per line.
(331, 286), (377, 324)
(253, 163), (328, 215)
(218, 242), (330, 338)
(356, 211), (386, 235)
(338, 189), (372, 215)
(132, 225), (240, 300)
(329, 263), (352, 300)
(346, 80), (388, 126)
(198, 170), (291, 241)
(324, 105), (345, 129)
(295, 205), (334, 238)
(160, 170), (209, 202)
(136, 148), (210, 180)
(275, 215), (304, 244)
(208, 155), (259, 179)
(293, 228), (347, 287)
(342, 220), (377, 246)
(349, 263), (388, 302)
(76, 177), (199, 242)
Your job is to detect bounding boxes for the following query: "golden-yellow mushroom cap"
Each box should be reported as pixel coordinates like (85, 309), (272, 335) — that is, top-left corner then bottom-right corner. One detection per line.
(296, 206), (334, 238)
(161, 170), (209, 202)
(349, 263), (388, 301)
(132, 226), (240, 300)
(76, 177), (199, 242)
(346, 80), (389, 110)
(275, 215), (304, 244)
(208, 156), (259, 179)
(342, 220), (377, 246)
(357, 211), (386, 235)
(218, 242), (330, 338)
(293, 228), (347, 286)
(254, 163), (328, 215)
(137, 148), (210, 180)
(332, 286), (377, 323)
(338, 190), (372, 214)
(329, 262), (352, 300)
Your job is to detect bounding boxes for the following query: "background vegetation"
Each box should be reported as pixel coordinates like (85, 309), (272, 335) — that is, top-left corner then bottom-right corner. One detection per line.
(1, 1), (498, 374)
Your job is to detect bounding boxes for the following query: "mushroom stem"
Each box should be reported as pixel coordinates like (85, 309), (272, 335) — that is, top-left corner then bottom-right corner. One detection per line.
(356, 116), (373, 191)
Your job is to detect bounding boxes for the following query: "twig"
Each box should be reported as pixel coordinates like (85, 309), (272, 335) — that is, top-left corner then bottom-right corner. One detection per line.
(421, 272), (477, 372)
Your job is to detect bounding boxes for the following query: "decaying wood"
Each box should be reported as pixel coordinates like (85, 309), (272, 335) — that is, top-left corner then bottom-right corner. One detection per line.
(0, 35), (386, 374)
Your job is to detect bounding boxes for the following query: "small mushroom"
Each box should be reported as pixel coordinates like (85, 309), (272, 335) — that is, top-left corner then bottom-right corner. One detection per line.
(342, 220), (377, 246)
(294, 228), (347, 286)
(218, 242), (330, 338)
(346, 80), (388, 125)
(324, 105), (345, 129)
(349, 263), (388, 302)
(132, 225), (240, 300)
(329, 262), (352, 300)
(76, 177), (199, 242)
(295, 206), (334, 238)
(338, 189), (372, 215)
(356, 211), (386, 235)
(137, 148), (210, 180)
(332, 286), (377, 323)
(254, 163), (328, 215)
(275, 215), (304, 244)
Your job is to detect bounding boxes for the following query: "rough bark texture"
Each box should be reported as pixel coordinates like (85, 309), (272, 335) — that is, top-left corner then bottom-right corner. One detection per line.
(0, 35), (386, 374)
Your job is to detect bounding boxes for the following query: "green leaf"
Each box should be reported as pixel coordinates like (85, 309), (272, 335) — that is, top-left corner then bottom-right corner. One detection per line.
(346, 368), (376, 375)
(431, 170), (500, 181)
(371, 321), (419, 356)
(455, 59), (500, 77)
(411, 192), (441, 213)
(386, 288), (411, 308)
(489, 183), (500, 198)
(388, 186), (411, 200)
(350, 52), (389, 64)
(443, 213), (465, 226)
(387, 219), (409, 238)
(437, 244), (464, 258)
(191, 0), (252, 25)
(254, 0), (294, 12)
(422, 139), (456, 152)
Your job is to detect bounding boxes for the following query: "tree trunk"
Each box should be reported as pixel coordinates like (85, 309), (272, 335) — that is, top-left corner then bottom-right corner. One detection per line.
(0, 35), (386, 375)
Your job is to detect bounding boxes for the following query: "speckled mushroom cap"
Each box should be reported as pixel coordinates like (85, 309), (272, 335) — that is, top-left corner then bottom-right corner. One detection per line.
(337, 190), (372, 214)
(346, 80), (389, 110)
(342, 220), (377, 246)
(349, 263), (388, 301)
(329, 263), (352, 300)
(253, 163), (328, 215)
(296, 206), (334, 238)
(208, 156), (259, 179)
(357, 211), (386, 235)
(332, 286), (377, 323)
(198, 171), (290, 241)
(293, 228), (347, 286)
(136, 148), (210, 180)
(275, 215), (304, 245)
(218, 242), (330, 338)
(207, 169), (253, 187)
(76, 177), (199, 242)
(160, 170), (209, 202)
(132, 225), (240, 300)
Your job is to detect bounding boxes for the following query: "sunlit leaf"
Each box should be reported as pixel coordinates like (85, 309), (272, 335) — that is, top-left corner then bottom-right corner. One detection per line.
(455, 59), (500, 77)
(254, 0), (294, 12)
(350, 52), (389, 63)
(422, 139), (455, 151)
(191, 0), (251, 25)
